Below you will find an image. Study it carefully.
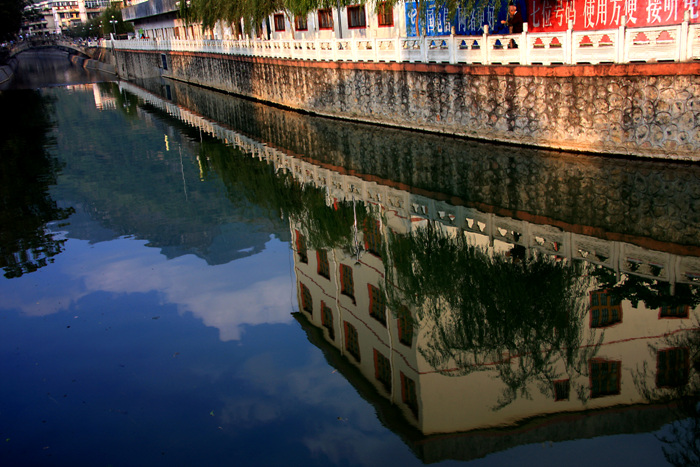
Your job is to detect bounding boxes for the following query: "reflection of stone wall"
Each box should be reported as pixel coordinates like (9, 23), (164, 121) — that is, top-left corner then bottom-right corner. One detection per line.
(116, 50), (700, 160)
(0, 57), (17, 90)
(131, 77), (700, 248)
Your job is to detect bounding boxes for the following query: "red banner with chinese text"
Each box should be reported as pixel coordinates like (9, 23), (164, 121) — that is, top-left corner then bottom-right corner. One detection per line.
(528, 0), (700, 32)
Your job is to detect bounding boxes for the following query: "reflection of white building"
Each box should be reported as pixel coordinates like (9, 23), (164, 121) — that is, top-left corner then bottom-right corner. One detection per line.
(63, 84), (116, 109)
(91, 83), (117, 109)
(289, 202), (699, 441)
(114, 80), (700, 459)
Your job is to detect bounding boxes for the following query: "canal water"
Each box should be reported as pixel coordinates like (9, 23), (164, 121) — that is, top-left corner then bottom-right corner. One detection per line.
(1, 49), (699, 466)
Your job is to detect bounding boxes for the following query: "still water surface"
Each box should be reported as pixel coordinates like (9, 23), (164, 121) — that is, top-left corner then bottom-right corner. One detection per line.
(1, 50), (699, 466)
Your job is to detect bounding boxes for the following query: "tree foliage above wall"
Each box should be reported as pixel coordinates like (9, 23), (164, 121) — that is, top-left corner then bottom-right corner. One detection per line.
(184, 0), (501, 35)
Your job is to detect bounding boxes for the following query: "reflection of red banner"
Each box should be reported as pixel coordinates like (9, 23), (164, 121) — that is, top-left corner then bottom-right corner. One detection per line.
(528, 0), (700, 32)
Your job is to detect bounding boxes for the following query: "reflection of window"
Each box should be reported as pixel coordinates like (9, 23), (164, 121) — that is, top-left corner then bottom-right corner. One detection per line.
(300, 283), (313, 315)
(317, 249), (330, 279)
(377, 2), (394, 27)
(344, 321), (360, 362)
(347, 5), (366, 28)
(318, 9), (333, 29)
(589, 290), (621, 328)
(553, 379), (570, 401)
(340, 264), (355, 302)
(363, 218), (382, 257)
(295, 230), (308, 263)
(657, 347), (689, 388)
(368, 284), (386, 326)
(660, 304), (689, 319)
(398, 306), (413, 347)
(374, 349), (391, 391)
(294, 15), (308, 31)
(400, 372), (418, 416)
(321, 301), (335, 341)
(590, 359), (621, 398)
(273, 14), (285, 31)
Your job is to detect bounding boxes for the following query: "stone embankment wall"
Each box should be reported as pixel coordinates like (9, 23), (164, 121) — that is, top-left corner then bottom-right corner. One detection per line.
(69, 54), (117, 75)
(81, 47), (117, 74)
(0, 56), (18, 90)
(112, 48), (700, 161)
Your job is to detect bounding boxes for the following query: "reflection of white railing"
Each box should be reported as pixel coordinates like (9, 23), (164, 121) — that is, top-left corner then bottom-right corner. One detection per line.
(119, 80), (700, 287)
(396, 193), (700, 288)
(111, 17), (700, 65)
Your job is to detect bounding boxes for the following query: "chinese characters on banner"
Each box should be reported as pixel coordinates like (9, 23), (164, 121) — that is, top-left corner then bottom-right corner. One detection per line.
(405, 0), (698, 36)
(405, 1), (452, 36)
(405, 0), (521, 36)
(528, 0), (700, 32)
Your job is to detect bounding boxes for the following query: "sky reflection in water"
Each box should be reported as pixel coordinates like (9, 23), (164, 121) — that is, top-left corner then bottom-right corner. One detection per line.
(0, 53), (696, 466)
(0, 83), (417, 466)
(0, 211), (418, 467)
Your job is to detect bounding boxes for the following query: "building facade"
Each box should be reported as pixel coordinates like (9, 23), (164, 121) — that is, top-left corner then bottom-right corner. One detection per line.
(290, 199), (700, 436)
(121, 0), (700, 42)
(21, 0), (113, 36)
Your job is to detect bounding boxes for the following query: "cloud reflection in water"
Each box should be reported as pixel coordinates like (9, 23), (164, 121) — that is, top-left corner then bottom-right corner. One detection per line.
(0, 234), (296, 341)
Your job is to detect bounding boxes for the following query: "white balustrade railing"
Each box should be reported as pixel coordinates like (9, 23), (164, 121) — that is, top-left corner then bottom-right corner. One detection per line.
(690, 24), (700, 60)
(109, 15), (700, 66)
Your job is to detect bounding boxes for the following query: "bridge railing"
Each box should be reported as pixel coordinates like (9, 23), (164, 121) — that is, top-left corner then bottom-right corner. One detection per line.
(9, 38), (92, 57)
(109, 13), (700, 66)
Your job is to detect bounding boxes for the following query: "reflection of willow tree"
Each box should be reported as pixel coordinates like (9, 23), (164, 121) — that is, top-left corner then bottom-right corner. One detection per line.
(0, 90), (74, 278)
(385, 222), (600, 409)
(631, 320), (700, 467)
(596, 259), (700, 464)
(199, 139), (369, 250)
(593, 266), (700, 311)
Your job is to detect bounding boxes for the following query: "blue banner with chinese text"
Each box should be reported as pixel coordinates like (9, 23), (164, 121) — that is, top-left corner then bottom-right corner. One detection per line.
(405, 0), (527, 36)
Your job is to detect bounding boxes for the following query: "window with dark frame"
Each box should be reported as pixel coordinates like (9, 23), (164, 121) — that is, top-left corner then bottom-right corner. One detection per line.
(321, 301), (335, 341)
(368, 284), (386, 326)
(553, 379), (570, 401)
(377, 2), (394, 27)
(318, 9), (333, 30)
(300, 283), (313, 315)
(295, 230), (308, 264)
(317, 249), (330, 279)
(398, 306), (414, 347)
(400, 372), (418, 416)
(657, 347), (689, 388)
(340, 264), (355, 302)
(589, 290), (622, 328)
(344, 321), (360, 362)
(363, 218), (382, 257)
(273, 13), (285, 32)
(660, 304), (689, 318)
(347, 5), (366, 28)
(294, 15), (308, 31)
(374, 349), (392, 391)
(589, 359), (621, 398)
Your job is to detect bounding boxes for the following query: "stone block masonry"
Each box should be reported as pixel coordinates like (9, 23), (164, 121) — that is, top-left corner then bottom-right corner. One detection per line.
(113, 48), (700, 161)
